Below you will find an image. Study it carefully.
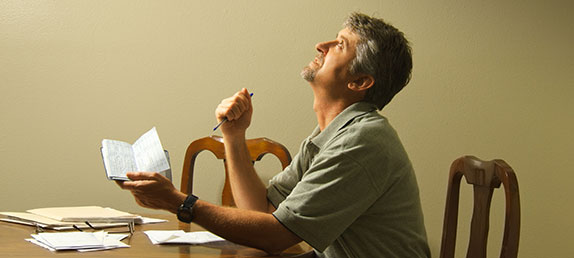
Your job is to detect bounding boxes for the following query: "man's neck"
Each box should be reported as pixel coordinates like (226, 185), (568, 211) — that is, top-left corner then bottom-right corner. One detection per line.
(309, 82), (366, 131)
(313, 95), (355, 131)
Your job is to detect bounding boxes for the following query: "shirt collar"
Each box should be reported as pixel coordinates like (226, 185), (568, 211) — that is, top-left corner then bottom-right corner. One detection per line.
(309, 102), (378, 149)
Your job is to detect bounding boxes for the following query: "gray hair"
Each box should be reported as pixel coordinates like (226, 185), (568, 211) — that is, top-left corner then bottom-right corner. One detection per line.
(344, 13), (413, 110)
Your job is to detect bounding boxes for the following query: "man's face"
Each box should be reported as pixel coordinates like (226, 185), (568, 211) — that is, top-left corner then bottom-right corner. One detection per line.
(301, 27), (359, 88)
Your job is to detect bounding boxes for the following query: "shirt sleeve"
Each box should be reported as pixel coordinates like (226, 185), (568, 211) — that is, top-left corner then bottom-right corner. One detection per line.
(271, 141), (387, 252)
(267, 139), (308, 208)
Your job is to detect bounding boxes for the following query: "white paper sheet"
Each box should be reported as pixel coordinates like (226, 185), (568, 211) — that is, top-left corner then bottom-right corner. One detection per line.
(144, 230), (226, 245)
(27, 231), (130, 252)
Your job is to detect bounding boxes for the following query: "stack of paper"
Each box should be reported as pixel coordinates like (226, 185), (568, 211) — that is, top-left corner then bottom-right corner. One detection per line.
(144, 230), (226, 245)
(0, 206), (167, 230)
(0, 211), (128, 230)
(27, 206), (143, 223)
(26, 231), (130, 252)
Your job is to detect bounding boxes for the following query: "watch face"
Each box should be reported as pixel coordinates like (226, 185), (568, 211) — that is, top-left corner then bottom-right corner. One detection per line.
(178, 208), (193, 223)
(177, 195), (198, 223)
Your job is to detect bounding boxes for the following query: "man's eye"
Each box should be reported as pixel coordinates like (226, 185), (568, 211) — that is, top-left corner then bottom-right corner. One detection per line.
(337, 42), (344, 48)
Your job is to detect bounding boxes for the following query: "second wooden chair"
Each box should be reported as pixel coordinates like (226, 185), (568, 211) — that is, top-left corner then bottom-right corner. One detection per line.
(440, 155), (520, 258)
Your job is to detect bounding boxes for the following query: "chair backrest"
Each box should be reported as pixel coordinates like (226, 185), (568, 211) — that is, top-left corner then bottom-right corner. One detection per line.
(440, 155), (520, 258)
(180, 135), (292, 207)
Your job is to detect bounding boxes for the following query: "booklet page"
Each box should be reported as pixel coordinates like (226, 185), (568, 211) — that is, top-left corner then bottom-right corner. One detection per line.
(132, 127), (170, 172)
(101, 140), (137, 179)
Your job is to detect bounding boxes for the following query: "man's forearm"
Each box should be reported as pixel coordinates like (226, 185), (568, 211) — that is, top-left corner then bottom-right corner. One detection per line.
(223, 133), (270, 212)
(193, 200), (300, 254)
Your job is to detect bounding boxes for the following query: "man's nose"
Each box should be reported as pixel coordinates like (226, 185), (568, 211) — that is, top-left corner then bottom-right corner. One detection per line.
(315, 40), (337, 54)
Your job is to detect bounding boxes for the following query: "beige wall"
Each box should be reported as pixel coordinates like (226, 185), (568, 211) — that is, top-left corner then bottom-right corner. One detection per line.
(1, 1), (572, 257)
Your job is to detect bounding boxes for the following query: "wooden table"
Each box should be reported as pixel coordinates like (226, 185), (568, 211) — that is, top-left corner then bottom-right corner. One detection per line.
(0, 213), (313, 257)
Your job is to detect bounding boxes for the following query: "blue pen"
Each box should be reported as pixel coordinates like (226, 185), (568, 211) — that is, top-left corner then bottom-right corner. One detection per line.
(212, 92), (254, 131)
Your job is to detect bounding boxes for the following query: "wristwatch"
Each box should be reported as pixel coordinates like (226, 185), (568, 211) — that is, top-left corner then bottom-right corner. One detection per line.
(177, 194), (198, 223)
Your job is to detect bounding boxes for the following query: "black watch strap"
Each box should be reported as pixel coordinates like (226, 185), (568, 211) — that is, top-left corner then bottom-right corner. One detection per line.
(177, 194), (198, 223)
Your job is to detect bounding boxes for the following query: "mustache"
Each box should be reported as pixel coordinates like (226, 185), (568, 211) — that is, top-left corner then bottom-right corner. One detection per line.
(314, 53), (325, 65)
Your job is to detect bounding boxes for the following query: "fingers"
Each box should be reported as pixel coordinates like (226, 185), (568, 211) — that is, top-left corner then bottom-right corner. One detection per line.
(216, 89), (252, 122)
(115, 173), (185, 212)
(219, 96), (248, 121)
(118, 172), (165, 191)
(127, 171), (161, 181)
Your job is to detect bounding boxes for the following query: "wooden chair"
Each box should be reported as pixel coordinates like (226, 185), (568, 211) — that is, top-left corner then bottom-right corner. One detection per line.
(440, 156), (520, 258)
(180, 135), (292, 207)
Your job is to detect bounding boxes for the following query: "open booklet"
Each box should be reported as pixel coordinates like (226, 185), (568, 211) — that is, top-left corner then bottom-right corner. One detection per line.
(101, 127), (171, 181)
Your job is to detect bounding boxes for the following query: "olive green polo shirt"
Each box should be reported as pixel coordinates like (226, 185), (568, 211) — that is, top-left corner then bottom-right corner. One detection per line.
(267, 102), (430, 258)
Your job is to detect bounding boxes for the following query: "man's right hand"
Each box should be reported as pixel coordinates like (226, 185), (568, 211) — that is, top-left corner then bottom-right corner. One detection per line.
(215, 88), (253, 137)
(116, 172), (187, 214)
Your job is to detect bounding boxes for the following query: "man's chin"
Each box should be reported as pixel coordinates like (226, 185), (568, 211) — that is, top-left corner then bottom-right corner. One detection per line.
(300, 67), (316, 82)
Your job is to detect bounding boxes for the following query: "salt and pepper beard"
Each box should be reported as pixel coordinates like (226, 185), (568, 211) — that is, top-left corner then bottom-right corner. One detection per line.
(301, 53), (324, 82)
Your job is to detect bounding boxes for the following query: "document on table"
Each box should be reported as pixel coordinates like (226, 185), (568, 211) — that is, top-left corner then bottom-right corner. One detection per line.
(26, 231), (129, 252)
(144, 230), (226, 245)
(26, 206), (142, 223)
(1, 207), (167, 230)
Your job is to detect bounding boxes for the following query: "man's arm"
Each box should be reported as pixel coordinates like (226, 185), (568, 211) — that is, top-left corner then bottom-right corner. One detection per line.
(215, 88), (273, 212)
(194, 200), (300, 254)
(116, 172), (302, 254)
(221, 134), (274, 212)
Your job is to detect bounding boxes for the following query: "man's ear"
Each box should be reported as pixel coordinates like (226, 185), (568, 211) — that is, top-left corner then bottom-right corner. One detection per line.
(348, 74), (374, 92)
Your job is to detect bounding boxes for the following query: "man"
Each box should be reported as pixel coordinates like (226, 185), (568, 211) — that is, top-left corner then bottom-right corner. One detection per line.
(117, 12), (430, 257)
